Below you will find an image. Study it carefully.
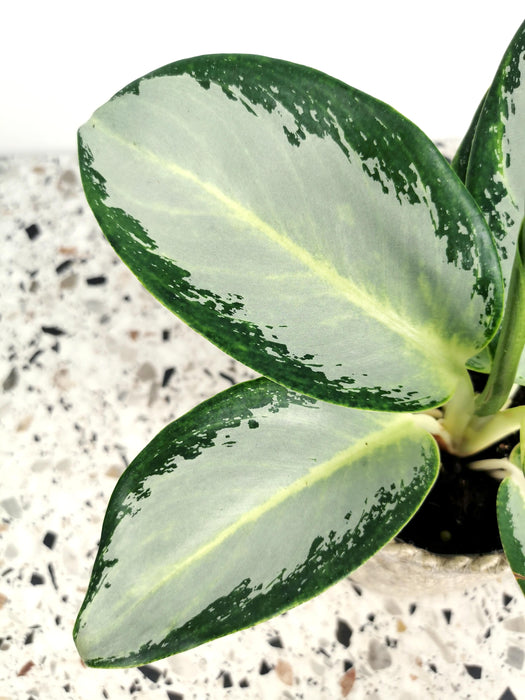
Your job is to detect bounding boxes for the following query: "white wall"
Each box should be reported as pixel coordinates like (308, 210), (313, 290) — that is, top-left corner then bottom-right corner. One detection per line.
(2, 1), (524, 151)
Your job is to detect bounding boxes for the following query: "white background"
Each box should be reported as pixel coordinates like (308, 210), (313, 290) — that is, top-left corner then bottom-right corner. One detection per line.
(2, 1), (524, 151)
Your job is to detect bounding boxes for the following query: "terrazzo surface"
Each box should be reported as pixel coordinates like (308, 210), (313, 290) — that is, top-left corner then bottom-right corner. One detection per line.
(1, 154), (525, 699)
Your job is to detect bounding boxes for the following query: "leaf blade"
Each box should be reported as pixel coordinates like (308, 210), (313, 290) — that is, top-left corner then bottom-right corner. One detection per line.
(497, 476), (525, 595)
(74, 378), (439, 667)
(463, 21), (525, 381)
(79, 54), (503, 410)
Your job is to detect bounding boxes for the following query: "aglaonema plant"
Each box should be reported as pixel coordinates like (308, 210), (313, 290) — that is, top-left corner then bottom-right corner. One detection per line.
(74, 20), (525, 668)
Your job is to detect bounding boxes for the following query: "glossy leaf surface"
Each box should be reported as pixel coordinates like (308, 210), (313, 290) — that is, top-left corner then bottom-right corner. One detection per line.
(78, 54), (502, 411)
(475, 216), (525, 414)
(74, 378), (439, 667)
(497, 446), (525, 594)
(452, 92), (487, 184)
(462, 20), (525, 383)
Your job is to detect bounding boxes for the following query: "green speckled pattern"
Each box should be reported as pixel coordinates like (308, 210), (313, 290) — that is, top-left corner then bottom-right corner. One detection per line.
(463, 20), (525, 383)
(73, 378), (438, 667)
(78, 54), (503, 411)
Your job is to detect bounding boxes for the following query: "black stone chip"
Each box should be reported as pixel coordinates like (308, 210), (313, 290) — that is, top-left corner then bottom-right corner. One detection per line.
(29, 349), (44, 364)
(336, 618), (353, 648)
(86, 275), (107, 285)
(442, 609), (452, 624)
(47, 563), (58, 590)
(465, 664), (482, 679)
(42, 326), (66, 336)
(162, 367), (175, 388)
(221, 671), (233, 688)
(138, 665), (162, 683)
(129, 679), (141, 693)
(25, 223), (41, 240)
(268, 634), (283, 648)
(219, 371), (236, 385)
(56, 260), (73, 274)
(259, 660), (272, 675)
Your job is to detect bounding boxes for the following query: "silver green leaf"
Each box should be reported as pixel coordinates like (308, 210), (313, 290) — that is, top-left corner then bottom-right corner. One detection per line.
(497, 445), (525, 595)
(78, 54), (502, 411)
(452, 91), (487, 184)
(463, 20), (525, 383)
(73, 378), (439, 667)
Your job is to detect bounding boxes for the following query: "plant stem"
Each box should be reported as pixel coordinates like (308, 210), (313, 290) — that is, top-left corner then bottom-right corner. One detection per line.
(440, 371), (476, 451)
(459, 405), (525, 456)
(475, 216), (525, 417)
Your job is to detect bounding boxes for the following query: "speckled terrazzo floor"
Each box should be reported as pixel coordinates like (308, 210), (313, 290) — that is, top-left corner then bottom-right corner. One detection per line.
(1, 154), (525, 700)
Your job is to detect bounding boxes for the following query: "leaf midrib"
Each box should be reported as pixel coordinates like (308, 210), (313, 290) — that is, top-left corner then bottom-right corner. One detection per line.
(89, 116), (452, 361)
(88, 414), (422, 644)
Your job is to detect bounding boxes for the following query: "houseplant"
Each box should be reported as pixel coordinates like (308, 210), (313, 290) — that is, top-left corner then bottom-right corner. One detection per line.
(73, 20), (525, 668)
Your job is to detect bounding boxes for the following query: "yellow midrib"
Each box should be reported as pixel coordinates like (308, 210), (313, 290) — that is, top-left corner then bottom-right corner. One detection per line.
(84, 413), (418, 650)
(90, 116), (440, 353)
